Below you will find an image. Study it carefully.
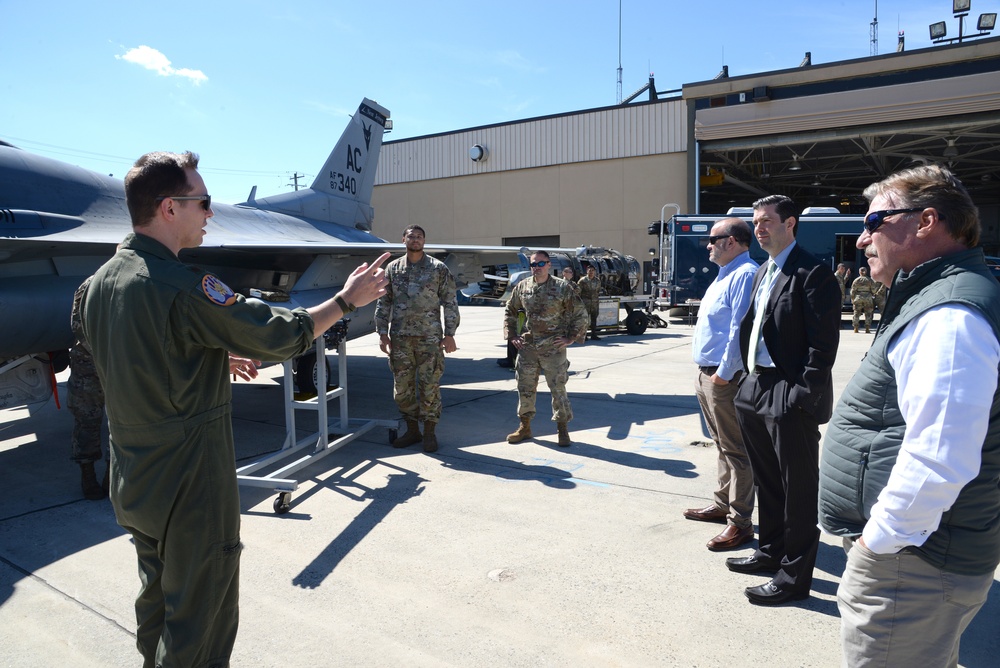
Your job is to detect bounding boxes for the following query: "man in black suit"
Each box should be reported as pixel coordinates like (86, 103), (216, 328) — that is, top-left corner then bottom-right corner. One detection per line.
(726, 195), (841, 605)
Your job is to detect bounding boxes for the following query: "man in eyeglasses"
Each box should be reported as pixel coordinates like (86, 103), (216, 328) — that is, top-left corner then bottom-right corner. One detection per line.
(683, 218), (759, 552)
(80, 151), (389, 668)
(726, 195), (841, 605)
(819, 165), (1000, 666)
(504, 250), (588, 446)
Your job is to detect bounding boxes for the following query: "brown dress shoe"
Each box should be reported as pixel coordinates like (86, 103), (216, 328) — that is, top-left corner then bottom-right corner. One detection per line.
(682, 504), (728, 524)
(707, 524), (754, 551)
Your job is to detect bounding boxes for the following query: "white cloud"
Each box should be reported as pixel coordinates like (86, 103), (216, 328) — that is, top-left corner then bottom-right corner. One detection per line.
(116, 46), (207, 85)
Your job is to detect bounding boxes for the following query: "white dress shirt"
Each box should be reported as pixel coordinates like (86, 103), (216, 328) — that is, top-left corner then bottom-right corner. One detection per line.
(863, 303), (1000, 553)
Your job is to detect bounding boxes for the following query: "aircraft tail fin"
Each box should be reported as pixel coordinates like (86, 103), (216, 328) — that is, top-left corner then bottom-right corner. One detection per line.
(249, 98), (390, 231)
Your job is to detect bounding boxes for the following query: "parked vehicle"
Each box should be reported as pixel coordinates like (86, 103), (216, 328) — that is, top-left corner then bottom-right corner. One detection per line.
(649, 206), (867, 310)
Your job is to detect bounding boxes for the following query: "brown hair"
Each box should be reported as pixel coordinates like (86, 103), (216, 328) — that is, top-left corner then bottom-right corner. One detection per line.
(124, 151), (200, 227)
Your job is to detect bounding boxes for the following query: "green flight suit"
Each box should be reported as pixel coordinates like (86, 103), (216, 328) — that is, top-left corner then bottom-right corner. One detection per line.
(81, 233), (315, 668)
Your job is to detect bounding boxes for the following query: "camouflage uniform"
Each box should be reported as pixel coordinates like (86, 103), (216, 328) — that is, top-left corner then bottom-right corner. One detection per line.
(850, 275), (876, 330)
(375, 254), (459, 422)
(873, 281), (887, 313)
(835, 272), (848, 307)
(505, 276), (588, 422)
(69, 276), (108, 466)
(577, 274), (602, 337)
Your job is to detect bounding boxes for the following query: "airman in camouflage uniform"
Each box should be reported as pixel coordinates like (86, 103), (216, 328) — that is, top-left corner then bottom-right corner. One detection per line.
(835, 263), (851, 308)
(850, 266), (876, 333)
(562, 266), (580, 295)
(577, 264), (602, 340)
(375, 225), (460, 453)
(69, 274), (109, 500)
(873, 280), (887, 314)
(505, 250), (589, 446)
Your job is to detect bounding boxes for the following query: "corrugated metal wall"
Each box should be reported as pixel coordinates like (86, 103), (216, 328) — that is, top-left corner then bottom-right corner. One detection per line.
(376, 98), (687, 185)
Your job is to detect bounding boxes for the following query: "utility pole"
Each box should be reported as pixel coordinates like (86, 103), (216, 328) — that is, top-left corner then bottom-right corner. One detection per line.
(288, 172), (306, 191)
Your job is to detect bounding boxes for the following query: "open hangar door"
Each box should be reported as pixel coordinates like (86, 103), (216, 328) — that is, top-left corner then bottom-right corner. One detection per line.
(694, 112), (1000, 252)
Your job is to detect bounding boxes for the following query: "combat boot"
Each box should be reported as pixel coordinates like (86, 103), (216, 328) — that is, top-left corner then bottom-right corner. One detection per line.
(392, 420), (422, 449)
(853, 324), (859, 333)
(865, 325), (871, 334)
(80, 462), (104, 500)
(422, 421), (438, 453)
(557, 422), (571, 447)
(507, 417), (532, 443)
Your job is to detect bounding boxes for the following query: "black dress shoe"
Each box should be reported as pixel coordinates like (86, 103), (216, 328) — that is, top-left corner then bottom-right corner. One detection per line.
(725, 555), (781, 574)
(744, 580), (809, 606)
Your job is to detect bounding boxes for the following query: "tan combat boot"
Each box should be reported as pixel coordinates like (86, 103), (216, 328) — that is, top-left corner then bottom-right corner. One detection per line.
(507, 417), (532, 443)
(393, 419), (422, 448)
(853, 324), (859, 333)
(865, 324), (871, 333)
(557, 422), (571, 447)
(422, 421), (438, 453)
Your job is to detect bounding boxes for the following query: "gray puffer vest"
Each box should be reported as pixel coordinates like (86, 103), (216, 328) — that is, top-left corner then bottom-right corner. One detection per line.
(819, 247), (1000, 575)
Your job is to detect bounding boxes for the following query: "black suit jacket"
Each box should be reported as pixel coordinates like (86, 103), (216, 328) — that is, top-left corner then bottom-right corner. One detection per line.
(739, 243), (841, 423)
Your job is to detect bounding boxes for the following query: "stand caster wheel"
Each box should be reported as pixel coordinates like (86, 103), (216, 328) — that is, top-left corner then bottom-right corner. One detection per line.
(273, 492), (292, 514)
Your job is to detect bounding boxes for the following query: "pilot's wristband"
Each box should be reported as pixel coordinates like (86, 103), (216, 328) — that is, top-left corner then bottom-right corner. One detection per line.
(334, 293), (356, 314)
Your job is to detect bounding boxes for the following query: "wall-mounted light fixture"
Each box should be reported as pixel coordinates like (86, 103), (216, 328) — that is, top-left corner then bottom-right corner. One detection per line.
(469, 144), (489, 162)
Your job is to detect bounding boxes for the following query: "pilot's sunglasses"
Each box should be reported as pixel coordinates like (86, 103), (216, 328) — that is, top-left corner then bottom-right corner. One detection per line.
(863, 207), (922, 234)
(708, 234), (731, 244)
(156, 194), (212, 211)
(529, 261), (549, 268)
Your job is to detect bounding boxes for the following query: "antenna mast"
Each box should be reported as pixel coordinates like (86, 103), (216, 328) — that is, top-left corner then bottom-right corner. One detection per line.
(870, 0), (879, 55)
(616, 0), (623, 104)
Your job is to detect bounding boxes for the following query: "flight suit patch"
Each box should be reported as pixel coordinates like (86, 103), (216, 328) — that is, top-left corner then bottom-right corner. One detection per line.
(202, 274), (237, 306)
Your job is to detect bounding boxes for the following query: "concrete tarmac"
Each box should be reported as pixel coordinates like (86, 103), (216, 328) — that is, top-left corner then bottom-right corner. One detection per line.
(1, 306), (997, 667)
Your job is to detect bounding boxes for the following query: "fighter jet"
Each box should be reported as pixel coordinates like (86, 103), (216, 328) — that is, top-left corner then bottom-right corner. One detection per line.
(0, 98), (513, 407)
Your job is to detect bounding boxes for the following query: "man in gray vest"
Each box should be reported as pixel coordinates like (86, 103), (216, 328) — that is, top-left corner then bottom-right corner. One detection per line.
(819, 165), (1000, 666)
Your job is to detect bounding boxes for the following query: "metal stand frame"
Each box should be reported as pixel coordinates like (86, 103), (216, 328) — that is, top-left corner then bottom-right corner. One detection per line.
(236, 333), (399, 514)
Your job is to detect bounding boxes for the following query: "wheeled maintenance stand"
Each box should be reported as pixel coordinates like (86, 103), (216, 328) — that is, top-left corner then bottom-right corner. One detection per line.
(236, 323), (399, 514)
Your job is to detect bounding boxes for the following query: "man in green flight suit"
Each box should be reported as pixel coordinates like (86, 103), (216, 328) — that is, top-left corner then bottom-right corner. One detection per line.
(375, 225), (460, 453)
(81, 151), (389, 668)
(505, 250), (589, 446)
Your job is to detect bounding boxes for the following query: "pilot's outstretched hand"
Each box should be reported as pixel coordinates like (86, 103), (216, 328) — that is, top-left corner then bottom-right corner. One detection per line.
(342, 252), (391, 307)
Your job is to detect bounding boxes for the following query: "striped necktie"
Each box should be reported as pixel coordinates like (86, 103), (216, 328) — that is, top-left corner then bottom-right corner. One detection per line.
(748, 261), (777, 374)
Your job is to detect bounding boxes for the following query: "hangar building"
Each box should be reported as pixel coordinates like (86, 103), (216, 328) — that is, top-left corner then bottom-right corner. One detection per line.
(372, 36), (1000, 262)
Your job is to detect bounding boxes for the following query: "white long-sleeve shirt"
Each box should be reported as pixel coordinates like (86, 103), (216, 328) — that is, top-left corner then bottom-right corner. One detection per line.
(862, 303), (1000, 554)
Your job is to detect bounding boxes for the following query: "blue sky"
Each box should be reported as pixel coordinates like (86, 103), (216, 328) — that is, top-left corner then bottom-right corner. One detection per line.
(2, 0), (994, 204)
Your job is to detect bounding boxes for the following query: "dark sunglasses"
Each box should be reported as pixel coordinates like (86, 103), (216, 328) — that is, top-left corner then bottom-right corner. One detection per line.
(863, 207), (922, 234)
(529, 260), (549, 268)
(156, 194), (212, 211)
(708, 234), (731, 244)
